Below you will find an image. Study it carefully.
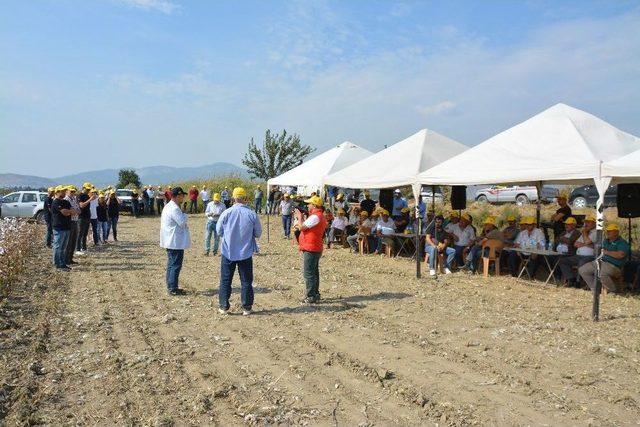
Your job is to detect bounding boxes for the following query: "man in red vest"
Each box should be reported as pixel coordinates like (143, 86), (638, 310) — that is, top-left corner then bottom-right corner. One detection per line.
(294, 195), (327, 303)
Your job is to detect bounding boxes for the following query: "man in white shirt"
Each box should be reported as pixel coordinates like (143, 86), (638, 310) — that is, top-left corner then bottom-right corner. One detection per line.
(146, 186), (156, 215)
(450, 212), (476, 265)
(558, 216), (597, 286)
(374, 209), (396, 255)
(204, 193), (225, 256)
(508, 216), (545, 277)
(347, 211), (373, 253)
(89, 188), (100, 246)
(160, 187), (191, 296)
(200, 186), (211, 209)
(327, 208), (348, 248)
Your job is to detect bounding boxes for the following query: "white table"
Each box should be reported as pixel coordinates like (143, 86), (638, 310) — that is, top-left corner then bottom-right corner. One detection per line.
(503, 247), (568, 285)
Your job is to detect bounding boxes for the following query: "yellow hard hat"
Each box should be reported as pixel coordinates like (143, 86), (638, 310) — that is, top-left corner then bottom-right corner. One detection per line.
(401, 207), (411, 213)
(337, 208), (345, 214)
(98, 192), (105, 197)
(132, 189), (138, 194)
(380, 208), (390, 216)
(90, 188), (98, 194)
(68, 185), (77, 192)
(605, 223), (619, 231)
(47, 186), (54, 192)
(461, 213), (471, 221)
(506, 215), (516, 222)
(450, 211), (460, 218)
(483, 216), (496, 225)
(82, 182), (92, 189)
(584, 215), (596, 222)
(304, 195), (323, 207)
(54, 185), (64, 192)
(284, 193), (290, 198)
(564, 217), (577, 225)
(232, 187), (246, 199)
(336, 193), (344, 200)
(360, 211), (369, 217)
(213, 193), (221, 202)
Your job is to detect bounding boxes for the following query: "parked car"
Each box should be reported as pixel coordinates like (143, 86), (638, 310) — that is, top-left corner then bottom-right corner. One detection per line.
(569, 184), (617, 208)
(474, 185), (558, 206)
(0, 191), (48, 222)
(420, 186), (444, 204)
(116, 189), (145, 214)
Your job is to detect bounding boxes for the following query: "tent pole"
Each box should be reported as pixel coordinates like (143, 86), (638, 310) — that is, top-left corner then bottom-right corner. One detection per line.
(415, 190), (422, 279)
(536, 181), (542, 226)
(591, 175), (609, 322)
(432, 185), (438, 279)
(629, 217), (632, 261)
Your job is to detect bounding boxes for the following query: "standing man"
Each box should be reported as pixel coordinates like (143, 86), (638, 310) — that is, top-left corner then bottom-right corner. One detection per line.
(44, 187), (55, 248)
(200, 185), (211, 211)
(51, 186), (74, 270)
(360, 191), (376, 217)
(131, 189), (140, 218)
(64, 186), (81, 265)
(551, 195), (572, 247)
(254, 185), (263, 214)
(156, 186), (165, 213)
(280, 193), (294, 239)
(89, 188), (100, 245)
(267, 187), (276, 215)
(216, 187), (262, 315)
(294, 195), (327, 303)
(76, 183), (94, 255)
(188, 185), (199, 213)
(204, 193), (226, 256)
(221, 186), (231, 208)
(142, 186), (151, 215)
(160, 187), (190, 296)
(146, 186), (156, 215)
(391, 189), (408, 219)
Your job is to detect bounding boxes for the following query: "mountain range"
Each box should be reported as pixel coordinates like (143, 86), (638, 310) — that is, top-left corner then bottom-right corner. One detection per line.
(0, 163), (248, 189)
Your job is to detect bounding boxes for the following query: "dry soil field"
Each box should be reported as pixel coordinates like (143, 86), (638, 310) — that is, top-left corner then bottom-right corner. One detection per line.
(2, 214), (640, 426)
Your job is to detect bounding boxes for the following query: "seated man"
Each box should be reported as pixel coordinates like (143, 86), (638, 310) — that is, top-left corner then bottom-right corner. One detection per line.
(554, 217), (581, 254)
(444, 211), (459, 233)
(394, 207), (411, 233)
(347, 211), (374, 253)
(579, 223), (630, 293)
(334, 193), (349, 214)
(501, 216), (519, 244)
(346, 206), (361, 236)
(558, 215), (597, 286)
(449, 212), (476, 266)
(508, 217), (545, 277)
(327, 209), (348, 248)
(425, 215), (455, 275)
(464, 216), (503, 273)
(374, 209), (396, 255)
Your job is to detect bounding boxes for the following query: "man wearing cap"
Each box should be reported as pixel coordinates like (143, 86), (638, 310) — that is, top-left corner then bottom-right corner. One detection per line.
(558, 216), (597, 285)
(44, 187), (55, 248)
(279, 193), (294, 239)
(75, 183), (94, 254)
(131, 189), (140, 218)
(51, 186), (74, 270)
(502, 216), (519, 244)
(188, 185), (199, 213)
(425, 215), (455, 275)
(347, 211), (374, 253)
(156, 186), (166, 213)
(254, 185), (263, 214)
(509, 217), (546, 277)
(160, 187), (191, 296)
(551, 195), (572, 245)
(394, 207), (411, 233)
(391, 189), (408, 219)
(146, 186), (156, 215)
(464, 217), (502, 273)
(374, 209), (396, 255)
(64, 186), (81, 265)
(579, 223), (630, 293)
(360, 191), (376, 217)
(216, 187), (262, 314)
(89, 188), (100, 245)
(221, 186), (231, 209)
(204, 193), (226, 256)
(449, 212), (476, 266)
(294, 195), (327, 303)
(327, 208), (348, 248)
(334, 193), (348, 214)
(444, 212), (460, 234)
(142, 186), (151, 215)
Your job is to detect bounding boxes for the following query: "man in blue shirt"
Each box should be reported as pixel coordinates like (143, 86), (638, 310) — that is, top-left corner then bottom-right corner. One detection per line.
(579, 223), (630, 293)
(216, 187), (262, 315)
(391, 189), (408, 219)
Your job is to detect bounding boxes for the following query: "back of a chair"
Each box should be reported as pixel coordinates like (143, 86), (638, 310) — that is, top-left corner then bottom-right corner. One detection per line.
(482, 239), (503, 259)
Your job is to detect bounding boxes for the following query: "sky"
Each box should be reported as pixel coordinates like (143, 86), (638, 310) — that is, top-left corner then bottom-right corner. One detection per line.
(1, 0), (639, 177)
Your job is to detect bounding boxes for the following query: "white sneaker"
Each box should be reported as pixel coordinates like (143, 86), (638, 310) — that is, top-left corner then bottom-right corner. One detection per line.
(444, 268), (452, 274)
(75, 251), (85, 256)
(218, 308), (229, 315)
(242, 309), (252, 316)
(429, 269), (436, 276)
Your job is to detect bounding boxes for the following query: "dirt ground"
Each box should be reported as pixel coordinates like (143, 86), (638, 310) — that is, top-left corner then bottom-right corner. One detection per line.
(2, 214), (640, 426)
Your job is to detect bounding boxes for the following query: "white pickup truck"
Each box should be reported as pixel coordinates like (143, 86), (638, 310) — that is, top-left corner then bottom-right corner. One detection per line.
(474, 185), (559, 206)
(0, 191), (48, 221)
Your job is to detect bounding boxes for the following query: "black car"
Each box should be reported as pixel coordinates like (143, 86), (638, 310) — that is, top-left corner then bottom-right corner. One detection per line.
(569, 184), (617, 208)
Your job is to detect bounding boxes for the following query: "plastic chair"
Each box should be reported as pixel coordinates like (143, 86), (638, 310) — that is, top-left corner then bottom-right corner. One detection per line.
(482, 239), (504, 277)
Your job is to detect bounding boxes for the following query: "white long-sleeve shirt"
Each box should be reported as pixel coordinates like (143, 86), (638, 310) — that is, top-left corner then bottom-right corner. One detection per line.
(514, 228), (545, 249)
(205, 201), (225, 221)
(160, 200), (191, 250)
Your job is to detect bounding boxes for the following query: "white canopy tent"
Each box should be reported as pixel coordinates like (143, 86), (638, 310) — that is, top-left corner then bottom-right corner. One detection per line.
(602, 148), (640, 183)
(323, 128), (468, 200)
(267, 141), (373, 196)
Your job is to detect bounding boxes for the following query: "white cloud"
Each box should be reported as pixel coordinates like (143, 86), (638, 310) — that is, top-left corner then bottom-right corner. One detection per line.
(416, 101), (457, 117)
(116, 0), (180, 14)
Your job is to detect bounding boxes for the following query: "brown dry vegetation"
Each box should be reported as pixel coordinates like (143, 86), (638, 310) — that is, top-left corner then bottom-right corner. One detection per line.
(1, 215), (639, 426)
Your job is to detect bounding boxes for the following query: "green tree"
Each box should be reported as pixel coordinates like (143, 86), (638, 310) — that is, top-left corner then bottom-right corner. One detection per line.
(117, 169), (141, 189)
(242, 129), (314, 180)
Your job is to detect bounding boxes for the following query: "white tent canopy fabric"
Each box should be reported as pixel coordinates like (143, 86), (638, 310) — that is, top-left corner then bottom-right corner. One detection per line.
(603, 148), (640, 183)
(267, 141), (373, 195)
(323, 129), (468, 195)
(414, 103), (640, 188)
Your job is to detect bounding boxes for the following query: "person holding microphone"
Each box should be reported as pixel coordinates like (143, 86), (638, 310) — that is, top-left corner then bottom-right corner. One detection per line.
(294, 195), (327, 304)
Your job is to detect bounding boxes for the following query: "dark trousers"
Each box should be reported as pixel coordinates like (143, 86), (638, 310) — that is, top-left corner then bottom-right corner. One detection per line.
(107, 216), (119, 240)
(302, 251), (322, 299)
(166, 249), (184, 291)
(90, 219), (99, 245)
(156, 199), (164, 213)
(77, 217), (90, 251)
(282, 214), (292, 237)
(45, 218), (53, 247)
(132, 200), (139, 217)
(219, 256), (254, 310)
(254, 198), (262, 213)
(65, 221), (79, 263)
(223, 200), (231, 209)
(189, 199), (198, 213)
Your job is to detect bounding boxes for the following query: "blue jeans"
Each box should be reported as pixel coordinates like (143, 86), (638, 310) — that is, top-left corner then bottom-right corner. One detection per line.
(90, 219), (99, 245)
(219, 255), (254, 310)
(52, 228), (70, 267)
(282, 214), (292, 237)
(453, 245), (467, 265)
(204, 220), (219, 254)
(466, 245), (490, 272)
(98, 221), (109, 242)
(254, 198), (262, 213)
(166, 249), (184, 291)
(132, 200), (139, 217)
(107, 216), (119, 240)
(45, 217), (53, 247)
(425, 245), (456, 270)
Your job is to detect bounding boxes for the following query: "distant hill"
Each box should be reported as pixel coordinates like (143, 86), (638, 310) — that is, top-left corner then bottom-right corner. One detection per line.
(0, 163), (248, 189)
